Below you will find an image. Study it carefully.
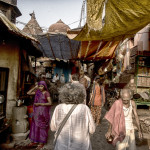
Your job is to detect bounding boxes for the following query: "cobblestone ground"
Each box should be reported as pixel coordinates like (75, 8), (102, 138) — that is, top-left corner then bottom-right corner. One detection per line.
(2, 104), (149, 150)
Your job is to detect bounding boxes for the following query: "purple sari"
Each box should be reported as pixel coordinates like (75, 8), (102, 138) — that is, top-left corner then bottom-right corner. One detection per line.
(29, 81), (50, 143)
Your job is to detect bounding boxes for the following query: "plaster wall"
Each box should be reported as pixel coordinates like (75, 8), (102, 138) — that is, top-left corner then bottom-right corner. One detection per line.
(0, 40), (20, 119)
(134, 25), (149, 51)
(0, 4), (11, 21)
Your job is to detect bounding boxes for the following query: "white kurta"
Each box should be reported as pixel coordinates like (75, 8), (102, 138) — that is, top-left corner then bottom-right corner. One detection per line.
(50, 104), (95, 150)
(60, 76), (65, 83)
(52, 76), (59, 82)
(116, 101), (135, 150)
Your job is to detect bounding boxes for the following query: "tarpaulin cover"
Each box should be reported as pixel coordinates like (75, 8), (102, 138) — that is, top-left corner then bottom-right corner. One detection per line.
(37, 33), (80, 60)
(72, 0), (150, 41)
(78, 40), (120, 60)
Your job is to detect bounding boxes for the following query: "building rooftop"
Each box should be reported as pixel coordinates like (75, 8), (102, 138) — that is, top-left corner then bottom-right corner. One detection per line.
(48, 19), (70, 33)
(22, 12), (43, 35)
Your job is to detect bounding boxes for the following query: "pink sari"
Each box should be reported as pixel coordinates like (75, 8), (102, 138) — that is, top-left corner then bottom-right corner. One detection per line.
(29, 81), (50, 143)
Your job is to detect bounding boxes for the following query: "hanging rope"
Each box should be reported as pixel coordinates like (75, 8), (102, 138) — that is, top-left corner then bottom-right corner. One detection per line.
(78, 0), (86, 28)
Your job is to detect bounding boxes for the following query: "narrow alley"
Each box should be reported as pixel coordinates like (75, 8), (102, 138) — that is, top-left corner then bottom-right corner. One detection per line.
(0, 0), (150, 150)
(3, 105), (149, 150)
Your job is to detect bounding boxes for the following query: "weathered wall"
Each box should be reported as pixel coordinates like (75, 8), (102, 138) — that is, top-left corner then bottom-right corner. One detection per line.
(4, 0), (17, 5)
(134, 25), (149, 51)
(0, 39), (20, 119)
(0, 4), (11, 21)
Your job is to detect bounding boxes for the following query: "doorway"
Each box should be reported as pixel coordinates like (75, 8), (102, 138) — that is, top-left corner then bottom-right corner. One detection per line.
(0, 68), (9, 115)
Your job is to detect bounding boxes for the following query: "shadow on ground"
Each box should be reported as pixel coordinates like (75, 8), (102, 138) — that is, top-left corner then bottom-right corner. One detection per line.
(2, 104), (149, 150)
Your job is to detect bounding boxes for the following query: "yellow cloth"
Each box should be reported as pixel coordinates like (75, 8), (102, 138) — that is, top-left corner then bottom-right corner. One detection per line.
(73, 0), (150, 41)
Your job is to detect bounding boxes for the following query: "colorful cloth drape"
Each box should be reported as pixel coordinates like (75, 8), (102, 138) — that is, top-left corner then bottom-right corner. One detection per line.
(71, 0), (150, 41)
(78, 40), (120, 60)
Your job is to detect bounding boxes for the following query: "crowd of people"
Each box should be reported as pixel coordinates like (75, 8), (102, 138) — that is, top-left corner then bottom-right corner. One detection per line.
(26, 71), (142, 150)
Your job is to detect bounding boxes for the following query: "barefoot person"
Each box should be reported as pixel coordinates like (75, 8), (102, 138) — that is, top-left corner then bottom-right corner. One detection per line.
(105, 88), (142, 150)
(27, 81), (52, 149)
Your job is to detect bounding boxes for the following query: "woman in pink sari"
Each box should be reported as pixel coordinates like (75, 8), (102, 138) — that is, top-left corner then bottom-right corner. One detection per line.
(27, 81), (52, 149)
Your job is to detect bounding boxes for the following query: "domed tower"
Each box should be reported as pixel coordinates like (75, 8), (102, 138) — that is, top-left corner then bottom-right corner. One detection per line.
(48, 19), (70, 33)
(22, 11), (43, 35)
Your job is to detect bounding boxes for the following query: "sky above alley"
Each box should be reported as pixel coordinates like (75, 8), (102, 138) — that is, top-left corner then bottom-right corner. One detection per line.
(16, 0), (85, 31)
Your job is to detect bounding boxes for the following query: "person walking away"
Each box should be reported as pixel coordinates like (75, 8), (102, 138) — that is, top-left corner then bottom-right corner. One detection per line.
(79, 70), (88, 89)
(27, 81), (52, 149)
(71, 73), (87, 104)
(105, 88), (142, 150)
(71, 73), (80, 84)
(50, 83), (95, 150)
(89, 77), (105, 126)
(84, 72), (91, 104)
(84, 72), (91, 89)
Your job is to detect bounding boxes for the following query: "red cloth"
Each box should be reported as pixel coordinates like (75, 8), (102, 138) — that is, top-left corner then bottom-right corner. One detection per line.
(93, 85), (101, 106)
(91, 84), (105, 106)
(71, 66), (77, 74)
(104, 99), (126, 146)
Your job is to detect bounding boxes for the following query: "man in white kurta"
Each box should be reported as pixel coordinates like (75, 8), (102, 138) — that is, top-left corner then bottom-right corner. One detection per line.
(52, 73), (59, 83)
(50, 103), (95, 150)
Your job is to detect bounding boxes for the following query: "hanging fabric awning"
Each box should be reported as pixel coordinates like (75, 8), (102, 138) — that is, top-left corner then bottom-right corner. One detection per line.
(37, 33), (80, 61)
(78, 40), (120, 60)
(68, 0), (150, 41)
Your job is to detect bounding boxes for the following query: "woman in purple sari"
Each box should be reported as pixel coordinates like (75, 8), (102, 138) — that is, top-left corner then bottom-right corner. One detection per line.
(27, 81), (52, 149)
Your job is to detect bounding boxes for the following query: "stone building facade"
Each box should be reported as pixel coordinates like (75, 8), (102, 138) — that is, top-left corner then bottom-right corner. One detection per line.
(0, 0), (21, 23)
